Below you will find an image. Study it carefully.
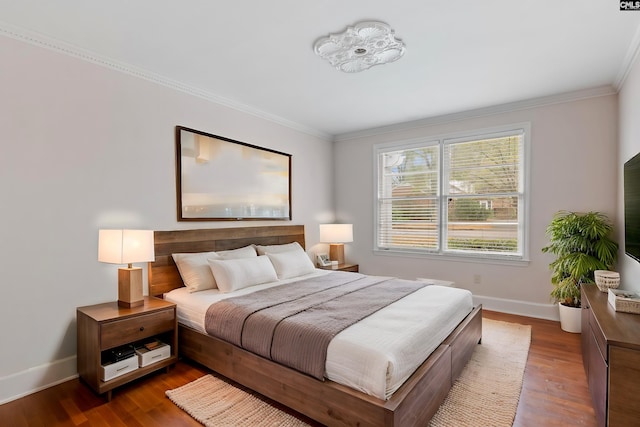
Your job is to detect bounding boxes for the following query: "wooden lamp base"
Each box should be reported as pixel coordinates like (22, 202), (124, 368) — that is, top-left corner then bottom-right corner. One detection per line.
(118, 267), (144, 308)
(329, 243), (345, 265)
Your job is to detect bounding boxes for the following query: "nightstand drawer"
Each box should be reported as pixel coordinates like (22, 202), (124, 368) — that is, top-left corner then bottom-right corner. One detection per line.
(101, 309), (174, 350)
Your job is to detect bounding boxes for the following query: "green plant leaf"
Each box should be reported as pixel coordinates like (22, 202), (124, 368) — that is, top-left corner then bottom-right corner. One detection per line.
(543, 210), (618, 307)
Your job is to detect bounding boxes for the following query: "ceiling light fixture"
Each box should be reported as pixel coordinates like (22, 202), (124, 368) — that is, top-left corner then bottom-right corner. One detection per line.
(314, 21), (405, 73)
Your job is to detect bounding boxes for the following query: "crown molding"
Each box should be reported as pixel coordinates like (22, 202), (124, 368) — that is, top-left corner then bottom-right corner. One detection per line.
(0, 21), (332, 142)
(334, 85), (617, 142)
(614, 22), (640, 90)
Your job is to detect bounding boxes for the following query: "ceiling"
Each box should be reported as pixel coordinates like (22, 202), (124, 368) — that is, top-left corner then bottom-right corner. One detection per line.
(2, 1), (640, 139)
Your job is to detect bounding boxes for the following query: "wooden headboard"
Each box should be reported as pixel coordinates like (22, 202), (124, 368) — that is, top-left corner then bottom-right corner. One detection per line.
(148, 225), (305, 297)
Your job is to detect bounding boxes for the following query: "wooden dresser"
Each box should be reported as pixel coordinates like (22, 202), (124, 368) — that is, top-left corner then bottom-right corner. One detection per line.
(581, 284), (640, 426)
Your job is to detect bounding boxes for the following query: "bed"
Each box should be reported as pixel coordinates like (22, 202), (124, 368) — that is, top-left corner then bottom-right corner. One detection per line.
(149, 226), (482, 427)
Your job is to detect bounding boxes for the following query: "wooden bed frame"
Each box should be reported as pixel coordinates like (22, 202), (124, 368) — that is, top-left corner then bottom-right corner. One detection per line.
(149, 225), (482, 427)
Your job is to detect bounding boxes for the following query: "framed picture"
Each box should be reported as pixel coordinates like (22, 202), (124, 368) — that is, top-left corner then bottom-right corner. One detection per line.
(316, 253), (331, 267)
(176, 126), (292, 221)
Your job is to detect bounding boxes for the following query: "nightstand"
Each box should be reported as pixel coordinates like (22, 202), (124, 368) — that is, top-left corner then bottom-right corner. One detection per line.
(77, 297), (178, 401)
(319, 263), (359, 273)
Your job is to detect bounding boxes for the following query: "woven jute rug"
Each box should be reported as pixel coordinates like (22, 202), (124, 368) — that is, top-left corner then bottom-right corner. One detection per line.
(429, 318), (532, 427)
(166, 374), (310, 426)
(167, 318), (531, 427)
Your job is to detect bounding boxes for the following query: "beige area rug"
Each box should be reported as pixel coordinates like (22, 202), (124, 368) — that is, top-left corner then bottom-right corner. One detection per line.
(167, 318), (531, 427)
(429, 318), (532, 427)
(166, 375), (309, 427)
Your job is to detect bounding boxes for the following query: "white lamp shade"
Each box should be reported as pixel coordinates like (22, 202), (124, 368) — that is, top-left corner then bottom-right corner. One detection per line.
(98, 229), (155, 265)
(319, 224), (353, 243)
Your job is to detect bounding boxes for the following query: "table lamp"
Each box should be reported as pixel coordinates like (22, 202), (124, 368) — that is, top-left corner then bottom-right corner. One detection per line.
(319, 224), (353, 265)
(98, 229), (155, 308)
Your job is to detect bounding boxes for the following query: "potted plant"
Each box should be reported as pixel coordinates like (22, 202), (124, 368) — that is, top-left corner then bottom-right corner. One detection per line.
(542, 211), (618, 333)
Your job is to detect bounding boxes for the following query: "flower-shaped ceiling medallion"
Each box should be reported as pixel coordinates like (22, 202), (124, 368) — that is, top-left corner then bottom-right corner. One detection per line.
(313, 21), (405, 73)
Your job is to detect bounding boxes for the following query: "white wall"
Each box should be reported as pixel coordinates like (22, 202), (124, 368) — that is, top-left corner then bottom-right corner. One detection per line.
(0, 35), (334, 403)
(333, 95), (618, 318)
(618, 54), (640, 292)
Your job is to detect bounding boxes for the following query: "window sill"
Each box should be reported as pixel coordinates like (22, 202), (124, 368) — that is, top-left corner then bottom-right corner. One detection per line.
(373, 248), (530, 267)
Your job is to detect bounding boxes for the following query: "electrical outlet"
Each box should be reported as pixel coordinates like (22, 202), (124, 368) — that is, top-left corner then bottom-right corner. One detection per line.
(473, 274), (481, 284)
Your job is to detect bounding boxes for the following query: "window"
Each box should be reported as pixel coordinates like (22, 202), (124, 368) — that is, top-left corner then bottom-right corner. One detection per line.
(375, 125), (528, 261)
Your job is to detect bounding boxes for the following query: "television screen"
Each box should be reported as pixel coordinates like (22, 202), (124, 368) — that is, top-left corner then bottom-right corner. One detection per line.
(625, 152), (640, 262)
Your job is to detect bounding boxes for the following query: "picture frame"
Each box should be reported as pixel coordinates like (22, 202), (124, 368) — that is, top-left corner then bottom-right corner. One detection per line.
(176, 126), (292, 221)
(316, 253), (331, 267)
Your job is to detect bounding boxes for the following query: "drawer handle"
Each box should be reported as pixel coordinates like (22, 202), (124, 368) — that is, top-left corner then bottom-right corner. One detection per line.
(139, 326), (145, 332)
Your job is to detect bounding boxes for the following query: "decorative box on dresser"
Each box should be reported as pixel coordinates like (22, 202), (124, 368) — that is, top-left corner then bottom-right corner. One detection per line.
(77, 297), (178, 400)
(581, 284), (640, 426)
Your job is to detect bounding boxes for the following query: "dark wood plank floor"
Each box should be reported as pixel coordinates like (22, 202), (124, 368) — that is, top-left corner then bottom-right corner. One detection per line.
(0, 311), (597, 426)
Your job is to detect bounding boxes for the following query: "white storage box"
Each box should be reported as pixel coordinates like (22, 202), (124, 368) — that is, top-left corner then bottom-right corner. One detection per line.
(608, 289), (640, 314)
(101, 355), (138, 381)
(135, 341), (171, 367)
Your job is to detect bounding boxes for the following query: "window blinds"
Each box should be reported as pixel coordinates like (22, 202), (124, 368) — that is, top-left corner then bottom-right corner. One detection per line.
(376, 130), (524, 257)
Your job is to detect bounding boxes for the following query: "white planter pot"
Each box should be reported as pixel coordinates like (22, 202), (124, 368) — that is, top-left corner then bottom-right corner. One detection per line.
(558, 302), (581, 333)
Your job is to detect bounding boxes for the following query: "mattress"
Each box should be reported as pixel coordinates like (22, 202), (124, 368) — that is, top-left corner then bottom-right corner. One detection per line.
(165, 270), (473, 400)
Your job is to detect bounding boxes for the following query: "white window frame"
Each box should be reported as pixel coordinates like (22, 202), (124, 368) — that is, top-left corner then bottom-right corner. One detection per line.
(373, 123), (530, 264)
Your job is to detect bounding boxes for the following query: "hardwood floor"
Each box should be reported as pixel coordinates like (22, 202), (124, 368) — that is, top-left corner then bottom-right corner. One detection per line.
(0, 311), (597, 426)
(484, 311), (597, 427)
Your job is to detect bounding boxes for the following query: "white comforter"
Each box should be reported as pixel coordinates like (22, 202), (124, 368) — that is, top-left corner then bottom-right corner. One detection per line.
(164, 270), (473, 400)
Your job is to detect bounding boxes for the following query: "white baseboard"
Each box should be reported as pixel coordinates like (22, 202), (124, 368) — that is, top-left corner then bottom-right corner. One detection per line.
(473, 294), (560, 321)
(0, 356), (78, 405)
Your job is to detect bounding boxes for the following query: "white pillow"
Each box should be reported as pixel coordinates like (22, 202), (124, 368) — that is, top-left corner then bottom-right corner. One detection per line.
(255, 241), (303, 255)
(172, 245), (257, 293)
(208, 255), (278, 293)
(172, 252), (221, 292)
(266, 249), (316, 279)
(217, 245), (257, 259)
